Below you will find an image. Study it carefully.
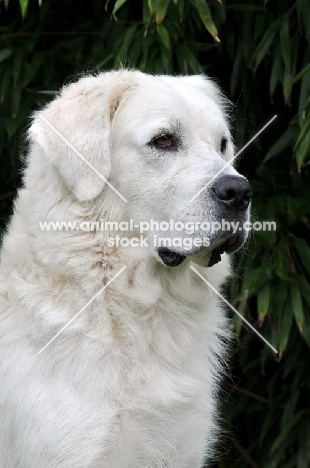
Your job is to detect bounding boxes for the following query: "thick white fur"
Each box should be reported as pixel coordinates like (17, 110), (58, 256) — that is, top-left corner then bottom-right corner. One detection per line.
(0, 70), (243, 467)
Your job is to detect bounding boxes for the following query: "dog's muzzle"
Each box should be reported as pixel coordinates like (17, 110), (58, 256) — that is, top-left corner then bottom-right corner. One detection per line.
(158, 175), (252, 268)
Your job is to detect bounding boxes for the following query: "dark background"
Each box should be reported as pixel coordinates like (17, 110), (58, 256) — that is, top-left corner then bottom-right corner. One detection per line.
(0, 0), (310, 466)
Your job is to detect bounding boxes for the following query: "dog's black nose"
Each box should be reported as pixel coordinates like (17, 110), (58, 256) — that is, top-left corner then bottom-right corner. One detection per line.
(212, 175), (252, 211)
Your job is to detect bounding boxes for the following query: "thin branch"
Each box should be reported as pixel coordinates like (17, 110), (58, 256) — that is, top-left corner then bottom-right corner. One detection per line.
(0, 190), (16, 202)
(223, 381), (285, 408)
(230, 437), (260, 468)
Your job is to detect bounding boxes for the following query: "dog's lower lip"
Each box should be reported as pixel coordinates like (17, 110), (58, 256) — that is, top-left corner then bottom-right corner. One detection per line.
(208, 234), (240, 267)
(224, 233), (239, 253)
(158, 248), (186, 267)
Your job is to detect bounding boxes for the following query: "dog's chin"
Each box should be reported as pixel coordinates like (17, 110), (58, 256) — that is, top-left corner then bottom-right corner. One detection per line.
(157, 234), (244, 268)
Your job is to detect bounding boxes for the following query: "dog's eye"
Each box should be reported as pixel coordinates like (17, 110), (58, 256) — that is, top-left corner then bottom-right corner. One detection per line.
(153, 134), (176, 149)
(220, 137), (227, 153)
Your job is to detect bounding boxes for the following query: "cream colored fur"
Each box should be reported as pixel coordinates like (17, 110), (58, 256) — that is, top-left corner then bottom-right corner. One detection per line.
(0, 70), (245, 467)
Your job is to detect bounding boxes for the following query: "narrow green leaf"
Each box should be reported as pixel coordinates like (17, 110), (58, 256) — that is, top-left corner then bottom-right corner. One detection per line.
(112, 0), (128, 15)
(160, 43), (171, 73)
(157, 24), (170, 49)
(192, 0), (220, 42)
(279, 300), (293, 354)
(270, 42), (283, 96)
(176, 0), (185, 19)
(253, 19), (281, 71)
(11, 85), (22, 117)
(242, 11), (253, 64)
(300, 1), (310, 48)
(13, 47), (24, 85)
(283, 69), (292, 104)
(115, 24), (137, 65)
(19, 0), (29, 17)
(263, 123), (296, 163)
(0, 48), (12, 63)
(4, 116), (22, 140)
(155, 0), (169, 25)
(230, 44), (243, 96)
(23, 52), (45, 87)
(143, 0), (152, 30)
(298, 53), (310, 125)
(271, 410), (306, 453)
(290, 281), (304, 332)
(296, 131), (310, 169)
(243, 267), (270, 294)
(27, 90), (57, 95)
(148, 0), (156, 15)
(293, 238), (310, 275)
(178, 43), (203, 73)
(280, 16), (290, 73)
(127, 33), (143, 67)
(295, 117), (310, 152)
(259, 407), (276, 444)
(281, 390), (300, 431)
(287, 63), (310, 88)
(297, 422), (310, 468)
(257, 283), (270, 323)
(0, 63), (12, 103)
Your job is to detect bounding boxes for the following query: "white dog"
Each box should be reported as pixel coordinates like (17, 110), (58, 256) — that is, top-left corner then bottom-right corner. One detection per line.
(0, 70), (251, 467)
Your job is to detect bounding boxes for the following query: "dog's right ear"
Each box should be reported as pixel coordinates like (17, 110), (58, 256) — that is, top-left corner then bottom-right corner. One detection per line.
(29, 72), (136, 202)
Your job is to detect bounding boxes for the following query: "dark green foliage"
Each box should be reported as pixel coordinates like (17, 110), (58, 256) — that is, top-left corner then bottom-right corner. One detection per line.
(0, 0), (309, 466)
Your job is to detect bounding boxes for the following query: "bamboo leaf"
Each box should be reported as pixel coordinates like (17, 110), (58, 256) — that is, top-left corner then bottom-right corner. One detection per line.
(271, 410), (306, 453)
(155, 0), (169, 25)
(19, 0), (29, 17)
(295, 117), (310, 153)
(299, 276), (310, 309)
(0, 48), (12, 63)
(280, 16), (290, 73)
(178, 43), (204, 73)
(143, 0), (152, 30)
(297, 422), (310, 468)
(253, 19), (281, 71)
(293, 237), (310, 275)
(191, 0), (220, 42)
(263, 122), (296, 163)
(290, 281), (304, 332)
(298, 53), (310, 126)
(296, 137), (310, 169)
(257, 283), (270, 324)
(176, 0), (185, 19)
(115, 24), (137, 64)
(157, 24), (170, 49)
(287, 63), (310, 88)
(269, 42), (283, 96)
(281, 390), (300, 431)
(279, 300), (293, 354)
(230, 44), (243, 96)
(112, 0), (128, 15)
(148, 0), (156, 15)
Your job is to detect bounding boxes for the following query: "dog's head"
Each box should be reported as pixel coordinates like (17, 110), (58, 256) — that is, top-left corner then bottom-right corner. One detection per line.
(29, 70), (251, 269)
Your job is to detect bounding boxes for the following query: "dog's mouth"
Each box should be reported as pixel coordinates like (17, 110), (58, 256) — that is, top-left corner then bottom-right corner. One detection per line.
(158, 234), (240, 268)
(157, 248), (187, 267)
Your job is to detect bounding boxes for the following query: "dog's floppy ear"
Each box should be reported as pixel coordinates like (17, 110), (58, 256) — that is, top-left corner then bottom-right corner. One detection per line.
(29, 72), (135, 202)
